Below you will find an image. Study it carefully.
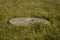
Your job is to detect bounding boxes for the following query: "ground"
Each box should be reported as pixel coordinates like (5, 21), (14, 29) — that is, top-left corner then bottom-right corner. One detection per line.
(0, 0), (60, 40)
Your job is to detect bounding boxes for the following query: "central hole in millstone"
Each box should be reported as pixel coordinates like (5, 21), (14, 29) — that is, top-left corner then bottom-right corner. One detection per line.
(31, 19), (34, 21)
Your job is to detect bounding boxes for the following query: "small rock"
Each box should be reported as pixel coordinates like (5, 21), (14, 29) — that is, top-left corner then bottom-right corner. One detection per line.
(9, 17), (50, 26)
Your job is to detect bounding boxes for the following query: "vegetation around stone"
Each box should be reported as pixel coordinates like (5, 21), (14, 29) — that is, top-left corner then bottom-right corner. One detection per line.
(0, 0), (60, 40)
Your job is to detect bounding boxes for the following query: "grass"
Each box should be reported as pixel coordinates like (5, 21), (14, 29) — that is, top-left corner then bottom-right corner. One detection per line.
(0, 0), (60, 40)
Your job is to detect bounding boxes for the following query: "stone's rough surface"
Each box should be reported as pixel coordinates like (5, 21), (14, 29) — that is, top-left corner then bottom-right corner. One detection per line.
(9, 17), (50, 26)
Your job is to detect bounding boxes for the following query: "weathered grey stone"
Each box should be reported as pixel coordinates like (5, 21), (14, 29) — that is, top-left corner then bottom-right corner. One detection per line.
(9, 17), (50, 26)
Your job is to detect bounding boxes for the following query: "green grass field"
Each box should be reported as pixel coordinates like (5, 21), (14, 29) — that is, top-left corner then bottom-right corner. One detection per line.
(0, 0), (60, 40)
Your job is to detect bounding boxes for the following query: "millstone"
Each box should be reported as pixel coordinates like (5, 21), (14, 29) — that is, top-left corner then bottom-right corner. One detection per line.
(9, 17), (50, 26)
